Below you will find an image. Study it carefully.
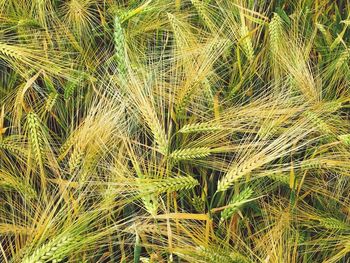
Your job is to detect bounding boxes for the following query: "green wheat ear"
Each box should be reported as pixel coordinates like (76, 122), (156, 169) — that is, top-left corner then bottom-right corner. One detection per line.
(319, 217), (350, 231)
(0, 135), (25, 156)
(179, 122), (223, 133)
(141, 106), (168, 155)
(21, 235), (74, 263)
(303, 111), (333, 136)
(269, 12), (283, 55)
(195, 246), (249, 263)
(266, 172), (290, 185)
(192, 195), (205, 212)
(190, 0), (216, 31)
(220, 187), (254, 221)
(45, 91), (58, 112)
(147, 176), (199, 194)
(217, 154), (265, 192)
(114, 15), (127, 80)
(335, 49), (350, 69)
(26, 112), (46, 182)
(240, 25), (254, 61)
(68, 146), (84, 175)
(142, 194), (159, 216)
(0, 42), (22, 60)
(170, 147), (211, 161)
(338, 134), (350, 145)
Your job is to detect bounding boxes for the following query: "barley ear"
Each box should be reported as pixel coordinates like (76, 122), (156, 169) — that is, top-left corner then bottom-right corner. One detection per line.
(170, 147), (211, 161)
(217, 155), (265, 192)
(21, 235), (74, 263)
(179, 122), (223, 133)
(114, 15), (127, 81)
(26, 112), (46, 186)
(269, 13), (283, 55)
(220, 187), (253, 221)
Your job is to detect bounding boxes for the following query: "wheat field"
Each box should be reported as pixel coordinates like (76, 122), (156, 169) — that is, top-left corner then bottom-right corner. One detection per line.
(1, 0), (350, 262)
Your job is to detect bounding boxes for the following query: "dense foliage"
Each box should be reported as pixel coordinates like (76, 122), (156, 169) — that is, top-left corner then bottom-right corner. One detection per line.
(1, 0), (350, 262)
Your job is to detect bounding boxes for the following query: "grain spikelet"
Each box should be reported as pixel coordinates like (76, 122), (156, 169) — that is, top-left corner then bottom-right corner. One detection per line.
(192, 246), (249, 263)
(0, 170), (36, 198)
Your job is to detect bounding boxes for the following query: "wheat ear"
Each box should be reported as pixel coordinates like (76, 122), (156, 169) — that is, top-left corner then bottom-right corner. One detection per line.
(0, 42), (22, 60)
(45, 92), (58, 112)
(217, 154), (266, 192)
(303, 111), (333, 135)
(141, 106), (168, 155)
(269, 13), (283, 55)
(190, 0), (216, 31)
(145, 176), (199, 194)
(319, 217), (349, 231)
(170, 147), (211, 161)
(22, 235), (73, 263)
(179, 122), (223, 133)
(221, 187), (253, 220)
(142, 194), (159, 216)
(240, 25), (254, 61)
(114, 15), (127, 79)
(338, 134), (350, 145)
(27, 112), (46, 184)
